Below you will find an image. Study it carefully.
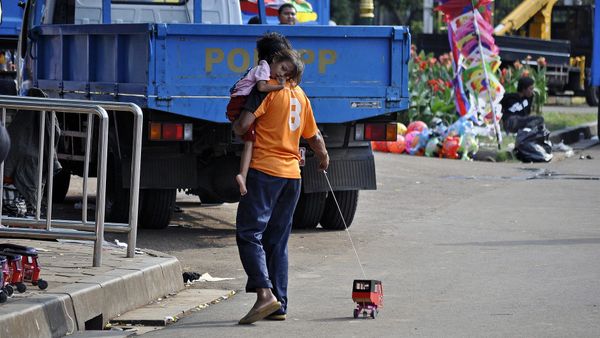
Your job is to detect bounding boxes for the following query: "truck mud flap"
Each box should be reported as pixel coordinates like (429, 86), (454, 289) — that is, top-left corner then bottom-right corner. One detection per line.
(301, 148), (376, 193)
(123, 154), (197, 189)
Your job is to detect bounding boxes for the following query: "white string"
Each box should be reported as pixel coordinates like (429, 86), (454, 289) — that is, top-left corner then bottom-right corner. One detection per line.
(322, 171), (367, 279)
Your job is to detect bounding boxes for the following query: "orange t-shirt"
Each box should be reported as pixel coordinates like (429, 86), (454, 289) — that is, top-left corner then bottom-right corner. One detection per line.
(251, 83), (318, 179)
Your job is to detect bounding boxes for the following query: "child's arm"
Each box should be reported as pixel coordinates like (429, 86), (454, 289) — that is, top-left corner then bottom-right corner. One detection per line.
(306, 130), (329, 171)
(256, 78), (285, 92)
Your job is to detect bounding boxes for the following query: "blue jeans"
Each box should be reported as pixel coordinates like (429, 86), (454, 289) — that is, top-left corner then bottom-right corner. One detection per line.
(236, 168), (301, 313)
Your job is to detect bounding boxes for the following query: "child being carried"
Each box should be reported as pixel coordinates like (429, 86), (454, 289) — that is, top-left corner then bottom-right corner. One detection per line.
(226, 32), (300, 195)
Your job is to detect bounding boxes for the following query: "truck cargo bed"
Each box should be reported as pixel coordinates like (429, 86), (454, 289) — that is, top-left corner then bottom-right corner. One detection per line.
(33, 23), (410, 123)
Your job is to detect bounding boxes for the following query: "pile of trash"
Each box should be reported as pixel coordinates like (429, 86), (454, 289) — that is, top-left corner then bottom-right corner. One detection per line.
(372, 117), (481, 160)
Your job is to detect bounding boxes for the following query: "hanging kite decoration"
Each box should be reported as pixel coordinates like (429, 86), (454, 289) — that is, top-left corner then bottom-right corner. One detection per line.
(436, 0), (504, 148)
(240, 0), (318, 23)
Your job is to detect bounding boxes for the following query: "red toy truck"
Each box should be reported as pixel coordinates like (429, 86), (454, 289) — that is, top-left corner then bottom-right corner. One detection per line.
(352, 279), (383, 319)
(0, 244), (48, 290)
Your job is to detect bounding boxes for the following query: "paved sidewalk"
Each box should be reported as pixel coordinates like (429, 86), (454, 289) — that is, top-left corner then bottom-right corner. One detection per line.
(0, 238), (183, 337)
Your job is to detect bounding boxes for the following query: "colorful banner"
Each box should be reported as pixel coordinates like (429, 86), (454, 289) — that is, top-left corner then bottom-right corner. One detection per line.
(437, 0), (504, 137)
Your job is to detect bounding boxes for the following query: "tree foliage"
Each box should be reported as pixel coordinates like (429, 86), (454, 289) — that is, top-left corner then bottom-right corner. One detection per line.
(330, 0), (356, 25)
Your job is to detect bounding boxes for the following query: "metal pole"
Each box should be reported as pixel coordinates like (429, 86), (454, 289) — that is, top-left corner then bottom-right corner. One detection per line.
(94, 108), (109, 267)
(0, 98), (109, 267)
(0, 96), (142, 259)
(257, 0), (267, 24)
(423, 0), (434, 33)
(0, 107), (5, 226)
(45, 111), (56, 230)
(102, 0), (111, 24)
(36, 111), (46, 220)
(193, 0), (202, 24)
(127, 103), (142, 258)
(3, 218), (131, 233)
(0, 227), (97, 241)
(471, 4), (503, 149)
(82, 114), (93, 223)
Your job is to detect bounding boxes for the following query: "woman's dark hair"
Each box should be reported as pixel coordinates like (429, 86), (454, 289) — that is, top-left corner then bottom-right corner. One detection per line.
(278, 3), (296, 15)
(256, 32), (293, 64)
(517, 76), (535, 93)
(272, 49), (304, 86)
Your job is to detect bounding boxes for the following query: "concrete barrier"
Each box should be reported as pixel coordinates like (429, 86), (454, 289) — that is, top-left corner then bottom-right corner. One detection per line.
(0, 240), (184, 337)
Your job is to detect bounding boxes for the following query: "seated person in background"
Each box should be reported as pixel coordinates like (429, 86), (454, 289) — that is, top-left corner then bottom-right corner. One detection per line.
(500, 76), (545, 133)
(278, 3), (297, 25)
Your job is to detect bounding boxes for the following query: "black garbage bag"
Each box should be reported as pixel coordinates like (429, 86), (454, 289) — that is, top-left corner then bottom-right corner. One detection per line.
(514, 126), (553, 162)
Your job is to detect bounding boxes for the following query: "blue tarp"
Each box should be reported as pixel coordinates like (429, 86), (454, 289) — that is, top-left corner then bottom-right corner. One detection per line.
(592, 1), (600, 85)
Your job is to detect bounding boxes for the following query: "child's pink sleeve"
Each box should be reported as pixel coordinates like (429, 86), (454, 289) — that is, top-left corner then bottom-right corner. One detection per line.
(253, 60), (271, 82)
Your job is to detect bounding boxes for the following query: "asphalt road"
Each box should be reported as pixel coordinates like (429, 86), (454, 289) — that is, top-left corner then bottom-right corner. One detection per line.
(102, 144), (600, 337)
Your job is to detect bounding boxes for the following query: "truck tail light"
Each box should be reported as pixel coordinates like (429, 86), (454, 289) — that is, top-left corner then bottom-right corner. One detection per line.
(148, 122), (193, 141)
(355, 122), (397, 141)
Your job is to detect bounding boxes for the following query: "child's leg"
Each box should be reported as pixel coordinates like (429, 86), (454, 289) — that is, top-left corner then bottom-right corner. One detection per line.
(226, 96), (246, 122)
(236, 140), (253, 196)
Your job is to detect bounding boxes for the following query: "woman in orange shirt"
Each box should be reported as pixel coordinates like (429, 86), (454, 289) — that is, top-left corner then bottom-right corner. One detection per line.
(233, 48), (329, 324)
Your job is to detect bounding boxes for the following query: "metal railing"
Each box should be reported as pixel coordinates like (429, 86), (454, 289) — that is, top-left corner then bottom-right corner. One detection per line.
(0, 96), (143, 266)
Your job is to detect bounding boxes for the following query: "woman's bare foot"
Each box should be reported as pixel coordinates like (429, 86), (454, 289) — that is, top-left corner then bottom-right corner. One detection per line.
(252, 288), (278, 311)
(239, 288), (280, 324)
(236, 174), (247, 196)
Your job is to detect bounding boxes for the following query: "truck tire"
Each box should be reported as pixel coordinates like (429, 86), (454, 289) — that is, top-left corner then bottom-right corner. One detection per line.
(138, 189), (176, 229)
(197, 193), (224, 205)
(319, 190), (359, 230)
(52, 170), (71, 203)
(292, 192), (327, 229)
(585, 84), (599, 107)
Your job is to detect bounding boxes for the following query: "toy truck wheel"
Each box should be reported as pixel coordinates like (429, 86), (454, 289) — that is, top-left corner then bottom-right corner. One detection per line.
(320, 190), (359, 230)
(37, 279), (48, 290)
(292, 192), (327, 229)
(4, 285), (14, 297)
(0, 291), (6, 303)
(16, 283), (27, 293)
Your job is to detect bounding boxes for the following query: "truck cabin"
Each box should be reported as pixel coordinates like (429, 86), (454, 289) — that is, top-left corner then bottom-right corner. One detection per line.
(36, 0), (242, 25)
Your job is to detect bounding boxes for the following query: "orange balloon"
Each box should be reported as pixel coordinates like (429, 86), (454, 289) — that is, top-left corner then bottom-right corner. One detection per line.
(372, 141), (388, 152)
(387, 135), (406, 154)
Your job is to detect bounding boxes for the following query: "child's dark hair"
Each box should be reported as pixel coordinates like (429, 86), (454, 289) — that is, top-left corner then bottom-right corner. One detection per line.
(272, 49), (304, 86)
(256, 32), (293, 64)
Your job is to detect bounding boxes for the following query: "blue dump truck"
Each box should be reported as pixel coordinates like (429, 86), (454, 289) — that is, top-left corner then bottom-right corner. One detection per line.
(13, 0), (410, 229)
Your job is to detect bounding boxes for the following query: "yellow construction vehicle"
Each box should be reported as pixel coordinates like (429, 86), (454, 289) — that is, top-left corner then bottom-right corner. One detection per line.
(494, 1), (596, 106)
(494, 0), (558, 40)
(417, 2), (597, 105)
